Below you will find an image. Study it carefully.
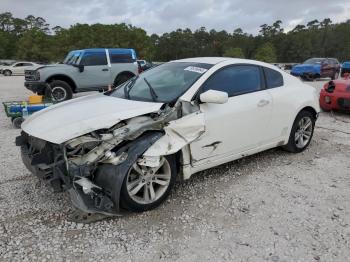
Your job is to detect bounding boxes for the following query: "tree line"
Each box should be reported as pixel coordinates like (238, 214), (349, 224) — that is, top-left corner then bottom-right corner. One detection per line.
(0, 12), (349, 63)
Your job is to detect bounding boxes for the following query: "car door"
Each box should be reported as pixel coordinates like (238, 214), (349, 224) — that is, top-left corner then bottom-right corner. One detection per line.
(261, 66), (292, 141)
(189, 64), (273, 166)
(77, 50), (111, 90)
(21, 63), (34, 74)
(12, 63), (24, 74)
(321, 59), (333, 77)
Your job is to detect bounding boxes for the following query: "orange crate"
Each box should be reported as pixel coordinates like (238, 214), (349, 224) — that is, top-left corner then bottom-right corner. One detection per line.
(28, 95), (43, 104)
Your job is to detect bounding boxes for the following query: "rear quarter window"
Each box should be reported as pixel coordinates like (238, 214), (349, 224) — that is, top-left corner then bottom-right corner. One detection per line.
(263, 67), (284, 88)
(109, 50), (135, 63)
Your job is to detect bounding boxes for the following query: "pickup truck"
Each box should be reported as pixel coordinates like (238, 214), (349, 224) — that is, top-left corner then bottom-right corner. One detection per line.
(24, 48), (140, 101)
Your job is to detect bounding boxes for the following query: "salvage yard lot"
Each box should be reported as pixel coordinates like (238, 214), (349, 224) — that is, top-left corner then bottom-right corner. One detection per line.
(1, 76), (350, 261)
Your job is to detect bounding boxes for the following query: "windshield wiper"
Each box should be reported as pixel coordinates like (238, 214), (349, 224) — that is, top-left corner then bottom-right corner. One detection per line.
(144, 77), (158, 101)
(124, 76), (139, 99)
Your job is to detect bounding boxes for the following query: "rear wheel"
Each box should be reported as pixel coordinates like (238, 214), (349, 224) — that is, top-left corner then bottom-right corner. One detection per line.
(283, 110), (315, 153)
(3, 70), (12, 76)
(120, 155), (176, 212)
(45, 80), (73, 102)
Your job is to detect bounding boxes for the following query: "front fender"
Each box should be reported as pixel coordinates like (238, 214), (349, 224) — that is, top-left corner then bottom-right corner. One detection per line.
(86, 131), (163, 214)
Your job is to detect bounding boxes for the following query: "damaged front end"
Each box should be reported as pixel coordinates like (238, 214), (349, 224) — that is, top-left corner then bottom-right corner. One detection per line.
(16, 105), (178, 215)
(16, 102), (204, 217)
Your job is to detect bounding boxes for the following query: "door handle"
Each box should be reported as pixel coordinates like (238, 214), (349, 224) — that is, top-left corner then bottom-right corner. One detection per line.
(257, 99), (270, 107)
(102, 68), (109, 71)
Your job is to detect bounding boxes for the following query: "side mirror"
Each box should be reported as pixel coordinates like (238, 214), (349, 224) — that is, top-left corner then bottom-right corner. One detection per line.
(73, 64), (84, 72)
(200, 90), (228, 104)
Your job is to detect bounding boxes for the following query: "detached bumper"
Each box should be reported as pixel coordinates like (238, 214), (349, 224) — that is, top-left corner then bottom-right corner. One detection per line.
(24, 81), (47, 94)
(16, 131), (120, 218)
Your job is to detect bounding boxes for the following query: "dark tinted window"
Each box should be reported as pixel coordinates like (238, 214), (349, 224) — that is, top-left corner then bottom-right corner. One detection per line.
(80, 51), (107, 66)
(264, 67), (284, 88)
(202, 65), (262, 97)
(22, 63), (33, 66)
(14, 63), (24, 67)
(326, 59), (333, 65)
(330, 58), (339, 65)
(304, 58), (323, 64)
(109, 50), (135, 63)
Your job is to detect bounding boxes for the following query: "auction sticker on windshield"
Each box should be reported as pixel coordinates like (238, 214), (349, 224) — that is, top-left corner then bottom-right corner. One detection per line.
(184, 66), (208, 74)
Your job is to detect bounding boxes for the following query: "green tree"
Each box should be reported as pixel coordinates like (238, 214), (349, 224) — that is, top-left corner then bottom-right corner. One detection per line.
(223, 47), (245, 58)
(254, 42), (277, 62)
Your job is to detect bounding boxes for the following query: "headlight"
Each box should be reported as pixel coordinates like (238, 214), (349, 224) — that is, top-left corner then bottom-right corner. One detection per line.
(324, 96), (331, 104)
(35, 70), (40, 80)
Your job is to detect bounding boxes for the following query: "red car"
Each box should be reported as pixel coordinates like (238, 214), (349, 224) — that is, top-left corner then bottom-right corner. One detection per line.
(319, 74), (350, 111)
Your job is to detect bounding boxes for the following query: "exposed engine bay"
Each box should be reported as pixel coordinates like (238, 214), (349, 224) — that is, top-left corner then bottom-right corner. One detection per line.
(16, 101), (205, 220)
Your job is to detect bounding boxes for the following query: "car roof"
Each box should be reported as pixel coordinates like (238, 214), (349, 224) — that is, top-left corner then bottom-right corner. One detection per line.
(171, 57), (280, 68)
(73, 48), (135, 52)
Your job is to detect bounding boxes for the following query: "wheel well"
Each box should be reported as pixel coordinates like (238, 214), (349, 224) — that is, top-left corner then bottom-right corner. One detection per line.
(115, 71), (135, 80)
(300, 106), (317, 119)
(46, 75), (77, 92)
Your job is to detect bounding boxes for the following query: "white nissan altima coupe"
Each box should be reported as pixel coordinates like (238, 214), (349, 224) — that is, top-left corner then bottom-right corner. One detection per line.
(17, 57), (319, 218)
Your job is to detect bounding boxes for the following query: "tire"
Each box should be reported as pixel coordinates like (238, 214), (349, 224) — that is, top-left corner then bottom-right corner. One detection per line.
(331, 71), (339, 80)
(113, 73), (134, 87)
(45, 80), (73, 102)
(3, 70), (12, 76)
(283, 110), (315, 153)
(12, 117), (24, 129)
(120, 155), (177, 212)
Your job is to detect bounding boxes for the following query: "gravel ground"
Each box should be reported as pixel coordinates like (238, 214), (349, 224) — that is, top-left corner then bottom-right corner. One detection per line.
(0, 76), (349, 262)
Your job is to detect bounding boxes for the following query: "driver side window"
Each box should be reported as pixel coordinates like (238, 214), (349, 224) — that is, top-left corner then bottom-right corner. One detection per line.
(201, 65), (263, 97)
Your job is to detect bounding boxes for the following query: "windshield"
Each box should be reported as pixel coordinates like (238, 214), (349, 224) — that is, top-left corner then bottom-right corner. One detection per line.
(303, 58), (324, 64)
(107, 62), (213, 103)
(63, 50), (83, 65)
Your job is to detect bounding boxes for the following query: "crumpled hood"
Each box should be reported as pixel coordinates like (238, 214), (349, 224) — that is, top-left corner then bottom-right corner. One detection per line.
(292, 64), (321, 74)
(22, 94), (163, 144)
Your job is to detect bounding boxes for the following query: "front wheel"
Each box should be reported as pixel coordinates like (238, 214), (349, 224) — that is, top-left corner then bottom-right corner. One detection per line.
(283, 110), (315, 153)
(120, 155), (177, 212)
(12, 117), (24, 129)
(3, 70), (12, 76)
(45, 80), (73, 102)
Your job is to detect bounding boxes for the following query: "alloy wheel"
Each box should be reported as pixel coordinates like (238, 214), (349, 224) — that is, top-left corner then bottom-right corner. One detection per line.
(126, 157), (171, 205)
(51, 86), (67, 102)
(295, 116), (313, 149)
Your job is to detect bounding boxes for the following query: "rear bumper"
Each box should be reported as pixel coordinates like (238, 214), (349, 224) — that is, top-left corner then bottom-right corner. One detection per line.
(24, 81), (47, 94)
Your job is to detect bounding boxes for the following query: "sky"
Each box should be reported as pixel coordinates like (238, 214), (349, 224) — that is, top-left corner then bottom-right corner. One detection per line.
(1, 0), (350, 35)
